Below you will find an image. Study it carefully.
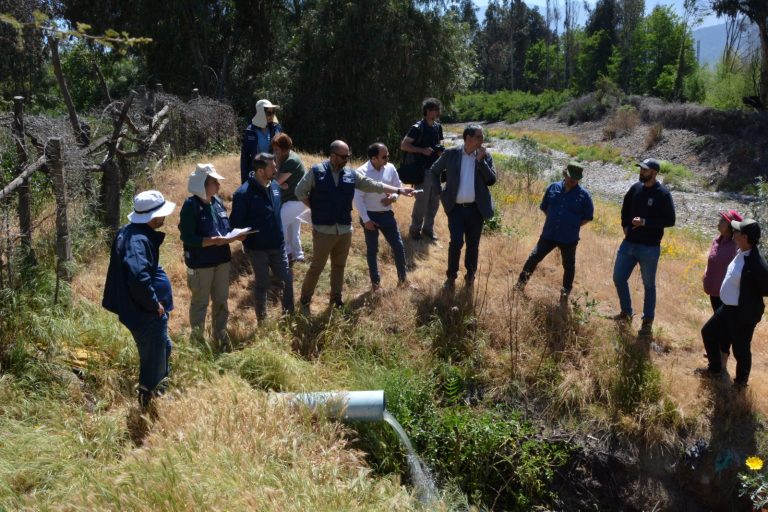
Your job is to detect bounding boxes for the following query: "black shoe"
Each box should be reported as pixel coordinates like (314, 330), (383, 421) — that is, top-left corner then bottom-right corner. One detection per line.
(422, 230), (439, 242)
(330, 296), (344, 308)
(409, 229), (422, 240)
(443, 279), (456, 293)
(733, 381), (748, 392)
(694, 367), (722, 379)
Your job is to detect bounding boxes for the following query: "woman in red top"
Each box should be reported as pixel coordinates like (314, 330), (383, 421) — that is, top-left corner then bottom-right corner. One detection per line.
(701, 209), (742, 369)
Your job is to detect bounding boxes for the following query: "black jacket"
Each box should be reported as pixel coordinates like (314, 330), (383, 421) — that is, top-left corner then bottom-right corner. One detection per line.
(621, 181), (675, 246)
(738, 247), (768, 324)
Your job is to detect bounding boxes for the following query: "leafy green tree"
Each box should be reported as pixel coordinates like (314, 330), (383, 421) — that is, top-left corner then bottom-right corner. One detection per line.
(711, 0), (768, 107)
(286, 0), (475, 152)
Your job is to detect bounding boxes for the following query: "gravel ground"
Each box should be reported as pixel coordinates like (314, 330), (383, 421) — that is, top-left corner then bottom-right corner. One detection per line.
(445, 122), (757, 237)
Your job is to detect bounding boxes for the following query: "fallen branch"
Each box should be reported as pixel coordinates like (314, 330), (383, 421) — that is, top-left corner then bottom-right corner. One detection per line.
(0, 156), (46, 201)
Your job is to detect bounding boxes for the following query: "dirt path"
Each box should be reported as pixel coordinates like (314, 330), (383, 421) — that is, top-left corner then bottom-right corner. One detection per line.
(446, 121), (757, 236)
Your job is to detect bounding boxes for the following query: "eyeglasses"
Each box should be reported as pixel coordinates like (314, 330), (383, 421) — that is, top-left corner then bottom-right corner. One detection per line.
(333, 152), (351, 159)
(265, 110), (276, 115)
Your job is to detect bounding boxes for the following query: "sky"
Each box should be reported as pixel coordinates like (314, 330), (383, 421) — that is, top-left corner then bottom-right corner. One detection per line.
(473, 0), (724, 29)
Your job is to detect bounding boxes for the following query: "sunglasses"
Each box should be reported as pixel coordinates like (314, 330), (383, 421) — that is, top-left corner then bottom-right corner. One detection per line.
(265, 110), (276, 115)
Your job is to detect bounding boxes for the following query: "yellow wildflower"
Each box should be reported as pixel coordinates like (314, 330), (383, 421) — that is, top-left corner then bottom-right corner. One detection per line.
(746, 456), (764, 471)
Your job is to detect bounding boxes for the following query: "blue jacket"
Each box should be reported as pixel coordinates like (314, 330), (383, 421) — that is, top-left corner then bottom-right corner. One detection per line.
(178, 195), (232, 269)
(540, 181), (594, 244)
(240, 122), (282, 183)
(309, 162), (356, 226)
(230, 177), (284, 250)
(102, 223), (174, 331)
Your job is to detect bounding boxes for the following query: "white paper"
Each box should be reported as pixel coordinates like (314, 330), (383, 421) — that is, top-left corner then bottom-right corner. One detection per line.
(223, 227), (257, 240)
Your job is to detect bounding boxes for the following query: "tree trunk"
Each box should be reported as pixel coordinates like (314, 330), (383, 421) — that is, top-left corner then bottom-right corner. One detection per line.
(100, 91), (136, 235)
(48, 37), (88, 146)
(758, 18), (768, 108)
(12, 97), (33, 260)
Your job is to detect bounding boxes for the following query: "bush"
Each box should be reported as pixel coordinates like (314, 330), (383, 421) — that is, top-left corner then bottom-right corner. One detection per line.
(449, 90), (572, 124)
(644, 123), (663, 149)
(603, 105), (639, 140)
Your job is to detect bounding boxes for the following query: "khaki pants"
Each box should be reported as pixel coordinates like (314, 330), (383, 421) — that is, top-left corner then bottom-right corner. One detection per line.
(300, 230), (352, 303)
(187, 262), (230, 342)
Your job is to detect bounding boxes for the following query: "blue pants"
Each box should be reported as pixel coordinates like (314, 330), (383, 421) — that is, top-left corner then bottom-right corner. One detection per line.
(520, 237), (578, 293)
(612, 240), (661, 319)
(447, 203), (484, 280)
(247, 247), (294, 319)
(361, 211), (407, 285)
(130, 313), (172, 394)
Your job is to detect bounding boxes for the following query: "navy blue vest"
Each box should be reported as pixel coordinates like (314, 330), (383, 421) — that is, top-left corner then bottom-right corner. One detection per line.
(183, 196), (232, 268)
(309, 162), (356, 226)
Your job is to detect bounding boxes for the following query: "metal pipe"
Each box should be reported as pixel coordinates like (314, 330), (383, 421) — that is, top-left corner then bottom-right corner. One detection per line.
(276, 390), (385, 422)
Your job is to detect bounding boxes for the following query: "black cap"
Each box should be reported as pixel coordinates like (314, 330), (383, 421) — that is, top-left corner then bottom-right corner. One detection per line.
(636, 158), (661, 172)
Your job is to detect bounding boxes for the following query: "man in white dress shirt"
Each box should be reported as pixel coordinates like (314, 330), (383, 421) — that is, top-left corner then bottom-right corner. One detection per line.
(354, 143), (409, 292)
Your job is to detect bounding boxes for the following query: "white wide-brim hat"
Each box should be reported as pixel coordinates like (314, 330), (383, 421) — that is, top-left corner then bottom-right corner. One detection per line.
(188, 163), (226, 200)
(127, 190), (176, 223)
(252, 99), (280, 127)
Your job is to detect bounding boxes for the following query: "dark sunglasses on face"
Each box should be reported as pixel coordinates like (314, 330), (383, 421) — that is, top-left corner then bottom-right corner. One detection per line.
(265, 110), (276, 115)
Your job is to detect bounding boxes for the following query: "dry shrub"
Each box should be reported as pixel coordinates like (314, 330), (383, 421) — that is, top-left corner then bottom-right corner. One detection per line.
(603, 106), (639, 140)
(644, 123), (664, 149)
(60, 376), (419, 511)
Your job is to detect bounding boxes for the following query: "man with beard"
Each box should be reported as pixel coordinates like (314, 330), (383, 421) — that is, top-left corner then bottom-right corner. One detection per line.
(612, 158), (676, 337)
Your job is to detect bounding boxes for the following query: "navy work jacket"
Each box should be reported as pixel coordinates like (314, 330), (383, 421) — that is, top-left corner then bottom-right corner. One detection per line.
(230, 177), (285, 250)
(102, 223), (174, 331)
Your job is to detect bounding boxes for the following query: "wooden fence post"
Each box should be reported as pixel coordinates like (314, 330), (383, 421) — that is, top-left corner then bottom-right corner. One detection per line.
(191, 88), (200, 100)
(12, 96), (35, 263)
(45, 138), (72, 301)
(155, 83), (164, 93)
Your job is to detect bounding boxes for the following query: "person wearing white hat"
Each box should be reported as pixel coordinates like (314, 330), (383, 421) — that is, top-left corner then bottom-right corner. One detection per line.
(103, 190), (176, 410)
(178, 163), (243, 347)
(240, 99), (282, 183)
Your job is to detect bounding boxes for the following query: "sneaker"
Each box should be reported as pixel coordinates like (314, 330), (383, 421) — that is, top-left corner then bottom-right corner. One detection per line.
(409, 229), (422, 241)
(421, 230), (439, 242)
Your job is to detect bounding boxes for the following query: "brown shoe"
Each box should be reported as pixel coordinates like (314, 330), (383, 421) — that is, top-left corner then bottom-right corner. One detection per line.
(638, 318), (653, 337)
(612, 311), (632, 323)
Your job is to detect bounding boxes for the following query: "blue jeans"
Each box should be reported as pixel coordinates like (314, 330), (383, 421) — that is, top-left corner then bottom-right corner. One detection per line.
(361, 211), (407, 285)
(247, 247), (294, 319)
(612, 240), (660, 319)
(447, 203), (484, 280)
(130, 313), (172, 394)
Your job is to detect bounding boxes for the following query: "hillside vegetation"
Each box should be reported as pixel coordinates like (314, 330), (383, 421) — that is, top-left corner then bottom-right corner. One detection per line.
(1, 150), (767, 510)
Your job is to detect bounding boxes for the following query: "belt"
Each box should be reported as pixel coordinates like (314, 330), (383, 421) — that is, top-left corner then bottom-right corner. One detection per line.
(456, 202), (476, 207)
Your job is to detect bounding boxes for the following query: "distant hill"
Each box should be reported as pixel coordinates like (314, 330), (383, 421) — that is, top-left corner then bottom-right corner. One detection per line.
(693, 22), (760, 67)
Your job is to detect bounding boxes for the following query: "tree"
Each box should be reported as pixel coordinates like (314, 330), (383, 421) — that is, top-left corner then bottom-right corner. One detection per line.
(287, 0), (475, 152)
(711, 0), (768, 107)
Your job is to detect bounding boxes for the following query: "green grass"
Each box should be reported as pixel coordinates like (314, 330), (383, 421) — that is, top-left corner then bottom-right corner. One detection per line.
(488, 128), (623, 164)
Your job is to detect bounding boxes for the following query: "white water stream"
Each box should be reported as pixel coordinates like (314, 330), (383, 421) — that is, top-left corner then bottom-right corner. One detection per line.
(382, 410), (439, 503)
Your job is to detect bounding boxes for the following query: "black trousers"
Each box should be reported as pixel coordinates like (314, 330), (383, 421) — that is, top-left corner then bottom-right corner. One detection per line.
(701, 304), (758, 385)
(519, 237), (578, 293)
(446, 203), (484, 280)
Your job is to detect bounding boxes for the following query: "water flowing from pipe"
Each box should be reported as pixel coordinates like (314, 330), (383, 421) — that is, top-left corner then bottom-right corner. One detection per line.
(382, 410), (438, 503)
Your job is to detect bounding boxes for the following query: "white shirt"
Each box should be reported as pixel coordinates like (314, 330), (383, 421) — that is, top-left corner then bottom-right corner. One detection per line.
(720, 249), (750, 306)
(353, 161), (402, 222)
(456, 148), (476, 204)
